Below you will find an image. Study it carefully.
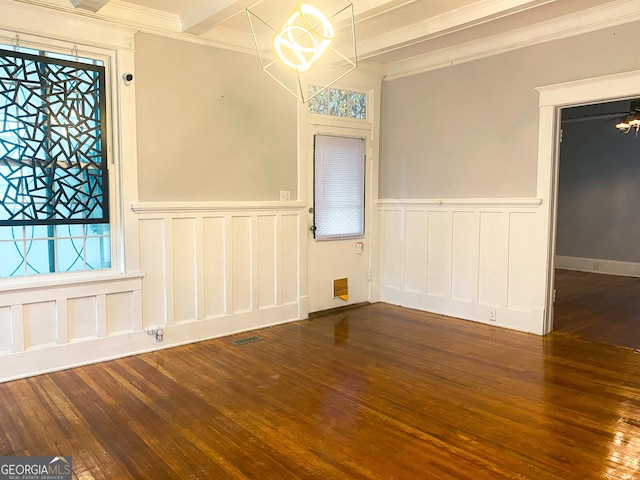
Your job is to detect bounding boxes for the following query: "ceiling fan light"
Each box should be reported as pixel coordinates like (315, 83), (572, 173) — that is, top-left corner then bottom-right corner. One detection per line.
(628, 117), (640, 128)
(616, 118), (631, 131)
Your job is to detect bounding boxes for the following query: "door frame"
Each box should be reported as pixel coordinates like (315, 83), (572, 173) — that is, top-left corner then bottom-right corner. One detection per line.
(535, 69), (640, 334)
(306, 124), (373, 313)
(296, 81), (382, 319)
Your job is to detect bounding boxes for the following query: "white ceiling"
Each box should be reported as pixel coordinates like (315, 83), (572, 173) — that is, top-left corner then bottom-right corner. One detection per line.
(16, 0), (640, 76)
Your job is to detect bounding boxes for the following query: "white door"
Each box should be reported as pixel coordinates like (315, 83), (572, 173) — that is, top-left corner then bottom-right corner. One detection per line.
(307, 126), (372, 313)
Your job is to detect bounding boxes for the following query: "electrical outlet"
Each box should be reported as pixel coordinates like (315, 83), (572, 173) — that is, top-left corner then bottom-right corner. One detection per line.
(489, 309), (497, 321)
(279, 190), (290, 201)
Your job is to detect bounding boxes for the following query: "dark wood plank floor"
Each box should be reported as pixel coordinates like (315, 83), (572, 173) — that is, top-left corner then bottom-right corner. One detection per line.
(554, 269), (640, 350)
(2, 302), (640, 479)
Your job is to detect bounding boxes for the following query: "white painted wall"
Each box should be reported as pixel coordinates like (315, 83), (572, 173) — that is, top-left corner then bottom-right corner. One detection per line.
(379, 20), (640, 334)
(134, 33), (298, 203)
(380, 20), (640, 200)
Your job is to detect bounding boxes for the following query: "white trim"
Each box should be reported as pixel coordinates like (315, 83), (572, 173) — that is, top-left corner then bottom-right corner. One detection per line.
(2, 0), (255, 55)
(537, 69), (640, 107)
(535, 69), (640, 335)
(359, 0), (553, 60)
(381, 286), (546, 335)
(556, 256), (640, 278)
(384, 0), (640, 80)
(378, 198), (542, 208)
(0, 11), (141, 281)
(0, 275), (143, 307)
(7, 0), (640, 78)
(0, 0), (136, 49)
(0, 272), (144, 296)
(0, 302), (298, 382)
(377, 199), (543, 335)
(131, 201), (306, 215)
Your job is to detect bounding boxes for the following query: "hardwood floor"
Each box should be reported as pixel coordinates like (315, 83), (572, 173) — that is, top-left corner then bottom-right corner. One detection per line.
(1, 302), (640, 479)
(553, 269), (640, 350)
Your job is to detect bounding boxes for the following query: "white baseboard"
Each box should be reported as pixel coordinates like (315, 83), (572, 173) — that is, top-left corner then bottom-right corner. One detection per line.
(555, 255), (640, 278)
(380, 287), (544, 335)
(0, 303), (299, 383)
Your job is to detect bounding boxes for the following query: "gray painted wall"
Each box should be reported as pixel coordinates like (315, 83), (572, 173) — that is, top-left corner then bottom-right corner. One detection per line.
(380, 21), (640, 199)
(556, 115), (640, 263)
(134, 33), (297, 202)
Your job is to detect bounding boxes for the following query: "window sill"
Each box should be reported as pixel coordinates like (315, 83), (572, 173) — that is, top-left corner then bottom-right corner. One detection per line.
(0, 271), (145, 295)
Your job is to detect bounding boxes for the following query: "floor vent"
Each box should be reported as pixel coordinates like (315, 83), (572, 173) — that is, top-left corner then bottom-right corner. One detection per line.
(232, 336), (262, 346)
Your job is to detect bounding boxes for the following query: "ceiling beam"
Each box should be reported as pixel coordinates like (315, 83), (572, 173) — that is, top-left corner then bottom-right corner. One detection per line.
(69, 0), (111, 12)
(355, 0), (554, 59)
(180, 0), (255, 35)
(180, 0), (418, 36)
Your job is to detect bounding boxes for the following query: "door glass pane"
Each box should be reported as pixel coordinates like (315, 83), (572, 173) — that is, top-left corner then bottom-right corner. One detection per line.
(313, 134), (365, 240)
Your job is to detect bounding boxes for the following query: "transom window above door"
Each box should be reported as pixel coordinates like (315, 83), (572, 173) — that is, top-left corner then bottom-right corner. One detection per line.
(307, 86), (366, 119)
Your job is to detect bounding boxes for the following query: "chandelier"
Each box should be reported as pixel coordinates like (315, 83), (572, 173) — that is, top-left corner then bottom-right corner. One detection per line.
(246, 0), (357, 103)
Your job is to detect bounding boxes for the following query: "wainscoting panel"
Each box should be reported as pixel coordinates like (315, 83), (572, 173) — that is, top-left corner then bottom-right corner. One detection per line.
(67, 296), (98, 342)
(382, 209), (404, 290)
(23, 301), (57, 350)
(0, 307), (10, 354)
(405, 210), (428, 294)
(173, 217), (198, 325)
(0, 274), (144, 381)
(139, 218), (167, 328)
(379, 199), (543, 333)
(451, 211), (479, 302)
(106, 292), (136, 335)
(231, 216), (253, 313)
(0, 202), (302, 383)
(258, 215), (277, 309)
(135, 202), (303, 348)
(478, 211), (508, 307)
(281, 214), (299, 305)
(508, 212), (536, 311)
(203, 216), (227, 318)
(427, 211), (452, 298)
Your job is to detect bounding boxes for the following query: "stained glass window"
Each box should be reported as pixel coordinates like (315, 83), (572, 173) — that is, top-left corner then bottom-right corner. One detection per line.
(307, 86), (366, 119)
(0, 47), (110, 277)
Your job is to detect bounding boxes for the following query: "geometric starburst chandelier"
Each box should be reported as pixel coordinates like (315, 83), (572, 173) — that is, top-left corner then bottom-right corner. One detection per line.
(246, 0), (357, 103)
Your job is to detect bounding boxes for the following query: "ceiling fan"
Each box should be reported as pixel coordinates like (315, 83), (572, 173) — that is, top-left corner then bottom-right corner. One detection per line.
(561, 99), (640, 129)
(614, 99), (640, 133)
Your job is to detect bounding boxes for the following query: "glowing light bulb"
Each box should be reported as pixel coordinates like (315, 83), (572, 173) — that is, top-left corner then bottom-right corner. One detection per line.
(616, 119), (630, 132)
(273, 4), (335, 73)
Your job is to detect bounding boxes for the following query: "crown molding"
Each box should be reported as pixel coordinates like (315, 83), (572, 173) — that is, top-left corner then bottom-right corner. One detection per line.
(357, 0), (554, 60)
(8, 0), (640, 76)
(383, 0), (640, 80)
(0, 0), (137, 48)
(8, 0), (258, 55)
